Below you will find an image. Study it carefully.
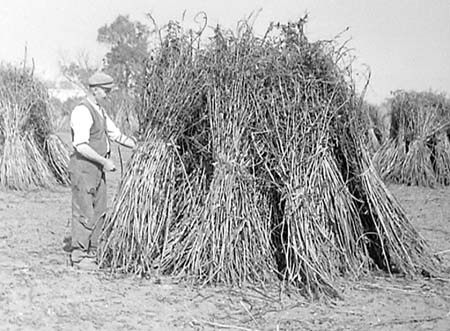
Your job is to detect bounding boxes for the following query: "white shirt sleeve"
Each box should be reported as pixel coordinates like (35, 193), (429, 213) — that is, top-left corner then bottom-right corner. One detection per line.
(104, 113), (124, 143)
(70, 105), (93, 147)
(71, 100), (126, 148)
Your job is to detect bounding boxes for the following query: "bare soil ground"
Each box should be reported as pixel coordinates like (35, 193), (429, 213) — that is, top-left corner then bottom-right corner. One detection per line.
(1, 139), (449, 330)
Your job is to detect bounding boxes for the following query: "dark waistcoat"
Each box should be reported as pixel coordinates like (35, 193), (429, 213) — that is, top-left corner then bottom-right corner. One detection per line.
(68, 99), (109, 174)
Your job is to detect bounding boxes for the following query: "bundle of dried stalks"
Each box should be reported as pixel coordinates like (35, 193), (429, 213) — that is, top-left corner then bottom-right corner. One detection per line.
(100, 17), (439, 299)
(99, 20), (206, 272)
(161, 58), (277, 285)
(99, 136), (175, 273)
(373, 90), (450, 186)
(0, 65), (70, 189)
(44, 133), (70, 185)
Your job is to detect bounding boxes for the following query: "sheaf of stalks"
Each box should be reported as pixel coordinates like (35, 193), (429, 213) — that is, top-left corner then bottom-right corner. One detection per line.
(99, 16), (440, 299)
(99, 137), (175, 274)
(373, 90), (450, 186)
(0, 65), (70, 189)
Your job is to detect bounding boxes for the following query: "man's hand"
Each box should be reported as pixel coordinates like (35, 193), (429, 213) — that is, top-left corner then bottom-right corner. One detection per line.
(76, 144), (117, 171)
(103, 159), (117, 172)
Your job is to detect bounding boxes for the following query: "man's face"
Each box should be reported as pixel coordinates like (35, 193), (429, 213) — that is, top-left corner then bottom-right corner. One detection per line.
(93, 86), (111, 102)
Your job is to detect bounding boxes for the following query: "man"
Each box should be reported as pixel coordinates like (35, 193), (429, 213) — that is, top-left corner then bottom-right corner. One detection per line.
(66, 72), (136, 269)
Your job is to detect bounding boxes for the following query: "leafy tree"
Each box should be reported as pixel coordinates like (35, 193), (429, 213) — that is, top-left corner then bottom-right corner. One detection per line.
(97, 15), (150, 90)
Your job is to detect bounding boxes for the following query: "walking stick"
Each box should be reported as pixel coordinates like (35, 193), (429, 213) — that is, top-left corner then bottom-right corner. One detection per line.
(117, 145), (124, 177)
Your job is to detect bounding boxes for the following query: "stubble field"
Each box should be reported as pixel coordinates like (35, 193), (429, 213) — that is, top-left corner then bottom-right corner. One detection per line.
(0, 135), (449, 331)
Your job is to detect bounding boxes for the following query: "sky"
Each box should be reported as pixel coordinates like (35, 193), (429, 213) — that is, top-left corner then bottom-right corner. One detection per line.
(0, 0), (449, 104)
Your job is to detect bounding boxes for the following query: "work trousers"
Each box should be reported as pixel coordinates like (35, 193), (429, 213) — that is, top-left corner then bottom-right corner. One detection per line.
(69, 165), (107, 252)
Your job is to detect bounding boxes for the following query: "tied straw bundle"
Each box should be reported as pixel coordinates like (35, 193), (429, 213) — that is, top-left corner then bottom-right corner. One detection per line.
(100, 136), (175, 273)
(373, 90), (450, 187)
(0, 65), (69, 189)
(100, 16), (440, 299)
(161, 43), (277, 285)
(99, 19), (206, 272)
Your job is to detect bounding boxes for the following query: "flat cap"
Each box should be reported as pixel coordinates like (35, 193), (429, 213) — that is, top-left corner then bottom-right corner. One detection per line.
(88, 72), (114, 88)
